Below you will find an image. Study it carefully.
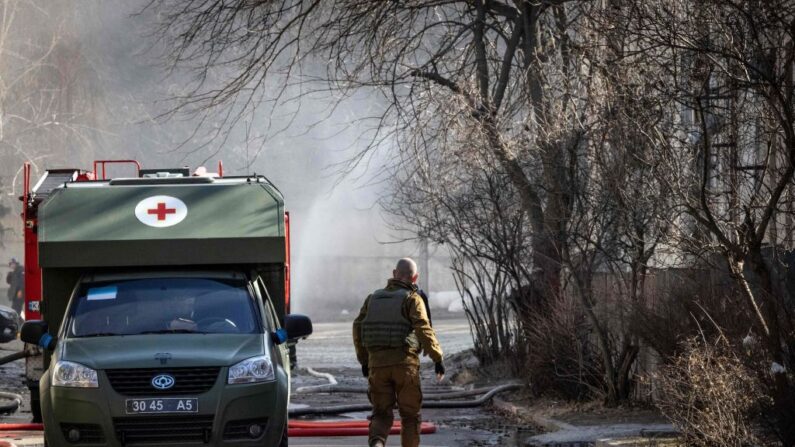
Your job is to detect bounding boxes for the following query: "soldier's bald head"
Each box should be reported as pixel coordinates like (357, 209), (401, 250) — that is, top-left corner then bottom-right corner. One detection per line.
(394, 258), (419, 284)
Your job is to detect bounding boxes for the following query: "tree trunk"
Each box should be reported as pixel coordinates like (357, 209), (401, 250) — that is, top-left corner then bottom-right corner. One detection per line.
(531, 231), (562, 306)
(616, 343), (639, 401)
(571, 269), (618, 407)
(483, 119), (563, 313)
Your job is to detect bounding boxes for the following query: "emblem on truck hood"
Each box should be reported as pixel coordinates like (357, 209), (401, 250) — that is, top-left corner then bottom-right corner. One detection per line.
(152, 374), (175, 390)
(134, 196), (188, 228)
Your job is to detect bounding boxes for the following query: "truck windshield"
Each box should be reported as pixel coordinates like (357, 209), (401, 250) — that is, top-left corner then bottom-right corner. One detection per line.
(67, 277), (259, 337)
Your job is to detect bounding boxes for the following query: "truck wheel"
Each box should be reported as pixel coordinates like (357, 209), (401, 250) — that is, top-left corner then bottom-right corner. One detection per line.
(30, 387), (42, 423)
(279, 421), (288, 447)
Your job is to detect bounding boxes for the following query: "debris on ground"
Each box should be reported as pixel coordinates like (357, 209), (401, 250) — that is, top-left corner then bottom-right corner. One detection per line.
(490, 396), (679, 446)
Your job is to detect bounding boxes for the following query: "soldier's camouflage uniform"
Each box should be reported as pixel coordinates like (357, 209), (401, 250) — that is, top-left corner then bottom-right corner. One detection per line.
(353, 279), (443, 447)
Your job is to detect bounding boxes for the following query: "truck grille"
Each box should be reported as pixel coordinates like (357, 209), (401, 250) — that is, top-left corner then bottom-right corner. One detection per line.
(105, 367), (221, 396)
(223, 418), (269, 440)
(114, 415), (214, 445)
(60, 423), (105, 444)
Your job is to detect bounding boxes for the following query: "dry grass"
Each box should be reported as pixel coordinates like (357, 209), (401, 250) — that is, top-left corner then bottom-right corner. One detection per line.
(524, 295), (605, 401)
(652, 337), (770, 447)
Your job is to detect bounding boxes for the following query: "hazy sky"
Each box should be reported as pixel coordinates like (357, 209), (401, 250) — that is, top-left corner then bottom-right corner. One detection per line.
(0, 0), (453, 315)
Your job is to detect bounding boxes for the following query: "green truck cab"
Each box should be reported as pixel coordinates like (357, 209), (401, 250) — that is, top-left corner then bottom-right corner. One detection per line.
(19, 163), (310, 447)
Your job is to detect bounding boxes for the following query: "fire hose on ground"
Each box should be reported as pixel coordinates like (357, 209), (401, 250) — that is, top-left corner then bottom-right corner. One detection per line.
(296, 384), (504, 400)
(0, 422), (438, 437)
(294, 366), (523, 411)
(304, 367), (338, 385)
(295, 367), (462, 394)
(0, 351), (28, 366)
(0, 393), (22, 415)
(288, 382), (522, 417)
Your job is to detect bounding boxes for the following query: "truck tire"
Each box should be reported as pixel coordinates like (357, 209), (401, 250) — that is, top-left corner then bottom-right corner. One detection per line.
(30, 387), (42, 423)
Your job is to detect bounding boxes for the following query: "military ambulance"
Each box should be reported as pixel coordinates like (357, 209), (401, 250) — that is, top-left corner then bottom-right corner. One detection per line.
(18, 160), (311, 447)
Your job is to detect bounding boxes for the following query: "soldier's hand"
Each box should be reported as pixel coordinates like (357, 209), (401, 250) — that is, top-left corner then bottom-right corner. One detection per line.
(361, 364), (369, 378)
(435, 362), (445, 382)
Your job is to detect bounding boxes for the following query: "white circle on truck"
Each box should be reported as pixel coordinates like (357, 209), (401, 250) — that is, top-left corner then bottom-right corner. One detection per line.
(135, 196), (188, 228)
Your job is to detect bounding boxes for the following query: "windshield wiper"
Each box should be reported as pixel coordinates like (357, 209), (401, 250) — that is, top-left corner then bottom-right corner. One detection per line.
(138, 329), (206, 334)
(76, 332), (122, 338)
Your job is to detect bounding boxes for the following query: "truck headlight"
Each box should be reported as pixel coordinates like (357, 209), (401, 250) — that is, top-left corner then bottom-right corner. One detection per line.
(53, 361), (99, 388)
(228, 355), (274, 384)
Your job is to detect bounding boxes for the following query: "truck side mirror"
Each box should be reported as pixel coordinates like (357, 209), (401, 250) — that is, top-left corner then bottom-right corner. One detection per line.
(284, 314), (312, 340)
(21, 320), (57, 350)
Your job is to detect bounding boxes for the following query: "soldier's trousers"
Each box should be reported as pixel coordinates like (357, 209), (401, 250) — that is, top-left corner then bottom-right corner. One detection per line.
(368, 364), (422, 447)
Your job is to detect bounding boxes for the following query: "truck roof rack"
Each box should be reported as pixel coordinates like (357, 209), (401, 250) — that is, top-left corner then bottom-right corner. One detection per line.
(109, 176), (214, 185)
(31, 169), (80, 201)
(139, 168), (191, 178)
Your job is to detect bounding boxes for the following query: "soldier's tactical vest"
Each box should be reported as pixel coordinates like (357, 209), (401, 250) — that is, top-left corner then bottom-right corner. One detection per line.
(361, 288), (420, 350)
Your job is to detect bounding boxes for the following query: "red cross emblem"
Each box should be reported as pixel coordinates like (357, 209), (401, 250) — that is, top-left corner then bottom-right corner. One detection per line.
(147, 202), (177, 221)
(135, 196), (188, 227)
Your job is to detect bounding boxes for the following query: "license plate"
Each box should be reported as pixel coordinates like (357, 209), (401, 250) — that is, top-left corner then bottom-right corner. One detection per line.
(125, 398), (198, 414)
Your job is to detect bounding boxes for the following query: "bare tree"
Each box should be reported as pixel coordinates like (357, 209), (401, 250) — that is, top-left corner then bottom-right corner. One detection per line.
(0, 0), (67, 239)
(147, 0), (793, 427)
(384, 149), (527, 365)
(150, 0), (686, 406)
(0, 0), (115, 242)
(147, 0), (600, 306)
(610, 0), (795, 442)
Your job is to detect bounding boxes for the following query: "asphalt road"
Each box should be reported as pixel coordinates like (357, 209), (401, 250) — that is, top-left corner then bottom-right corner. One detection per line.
(289, 377), (521, 447)
(0, 317), (523, 446)
(289, 317), (525, 446)
(295, 318), (474, 369)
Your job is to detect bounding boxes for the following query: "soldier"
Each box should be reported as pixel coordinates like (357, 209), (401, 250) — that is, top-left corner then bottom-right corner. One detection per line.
(6, 258), (24, 315)
(353, 258), (445, 447)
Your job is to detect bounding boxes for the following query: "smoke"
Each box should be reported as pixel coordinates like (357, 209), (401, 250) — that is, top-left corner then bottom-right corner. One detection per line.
(0, 0), (457, 318)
